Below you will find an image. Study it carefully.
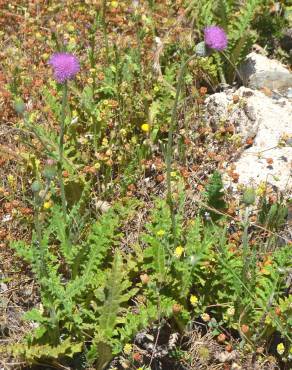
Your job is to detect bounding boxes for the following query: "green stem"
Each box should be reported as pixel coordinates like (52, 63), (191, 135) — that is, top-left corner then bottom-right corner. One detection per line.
(241, 206), (250, 284)
(221, 50), (243, 84)
(33, 196), (47, 285)
(215, 54), (226, 84)
(102, 0), (109, 63)
(58, 82), (68, 221)
(166, 53), (197, 239)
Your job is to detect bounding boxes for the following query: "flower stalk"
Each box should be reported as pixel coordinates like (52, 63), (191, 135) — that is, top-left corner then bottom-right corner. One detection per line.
(58, 82), (68, 221)
(166, 53), (197, 239)
(48, 52), (79, 221)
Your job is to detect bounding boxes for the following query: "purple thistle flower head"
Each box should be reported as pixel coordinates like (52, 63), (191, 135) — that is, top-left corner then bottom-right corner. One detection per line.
(204, 26), (228, 51)
(48, 53), (80, 83)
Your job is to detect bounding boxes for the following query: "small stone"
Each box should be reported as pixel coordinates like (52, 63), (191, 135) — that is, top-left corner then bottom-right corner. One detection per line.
(287, 88), (292, 99)
(217, 333), (227, 343)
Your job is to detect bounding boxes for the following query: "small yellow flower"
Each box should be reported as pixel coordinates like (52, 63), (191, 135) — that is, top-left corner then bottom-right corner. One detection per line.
(66, 23), (75, 32)
(111, 1), (118, 8)
(227, 307), (235, 316)
(156, 229), (165, 237)
(69, 37), (76, 45)
(35, 32), (42, 40)
(43, 201), (52, 210)
(256, 181), (267, 197)
(141, 123), (150, 132)
(190, 295), (199, 306)
(94, 162), (101, 170)
(277, 343), (285, 355)
(131, 135), (138, 144)
(170, 171), (177, 177)
(174, 246), (184, 258)
(102, 137), (108, 146)
(87, 77), (94, 84)
(123, 343), (132, 355)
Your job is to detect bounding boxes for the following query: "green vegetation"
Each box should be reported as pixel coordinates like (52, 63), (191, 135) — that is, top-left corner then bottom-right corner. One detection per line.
(0, 1), (291, 369)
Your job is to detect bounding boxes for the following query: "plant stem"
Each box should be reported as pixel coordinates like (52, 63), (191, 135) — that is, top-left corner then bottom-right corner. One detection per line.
(102, 0), (109, 63)
(166, 53), (197, 239)
(213, 53), (226, 85)
(241, 206), (250, 284)
(33, 178), (51, 274)
(58, 82), (68, 221)
(33, 196), (47, 284)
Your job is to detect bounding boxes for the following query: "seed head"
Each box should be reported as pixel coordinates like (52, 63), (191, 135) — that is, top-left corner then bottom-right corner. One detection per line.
(48, 52), (80, 83)
(201, 313), (211, 322)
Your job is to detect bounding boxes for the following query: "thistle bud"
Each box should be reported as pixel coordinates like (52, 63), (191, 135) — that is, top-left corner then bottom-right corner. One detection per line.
(43, 165), (56, 180)
(14, 98), (26, 115)
(31, 180), (41, 193)
(195, 41), (208, 57)
(242, 188), (256, 205)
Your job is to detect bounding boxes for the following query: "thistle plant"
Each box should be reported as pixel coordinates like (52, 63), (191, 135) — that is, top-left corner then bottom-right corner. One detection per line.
(48, 52), (80, 220)
(166, 26), (228, 237)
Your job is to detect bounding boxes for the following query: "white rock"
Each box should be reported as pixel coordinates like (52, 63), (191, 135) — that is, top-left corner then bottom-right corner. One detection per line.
(234, 146), (291, 191)
(205, 87), (292, 192)
(239, 52), (290, 87)
(205, 88), (259, 140)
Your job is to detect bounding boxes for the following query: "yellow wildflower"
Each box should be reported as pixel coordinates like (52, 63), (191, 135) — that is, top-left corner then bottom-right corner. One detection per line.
(102, 137), (108, 146)
(277, 343), (285, 355)
(35, 32), (42, 40)
(123, 343), (132, 355)
(141, 123), (150, 132)
(87, 77), (94, 84)
(111, 1), (118, 8)
(156, 229), (165, 237)
(174, 246), (184, 258)
(190, 295), (199, 306)
(227, 307), (235, 316)
(69, 37), (76, 45)
(256, 181), (267, 196)
(43, 201), (52, 210)
(66, 23), (75, 32)
(7, 174), (16, 187)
